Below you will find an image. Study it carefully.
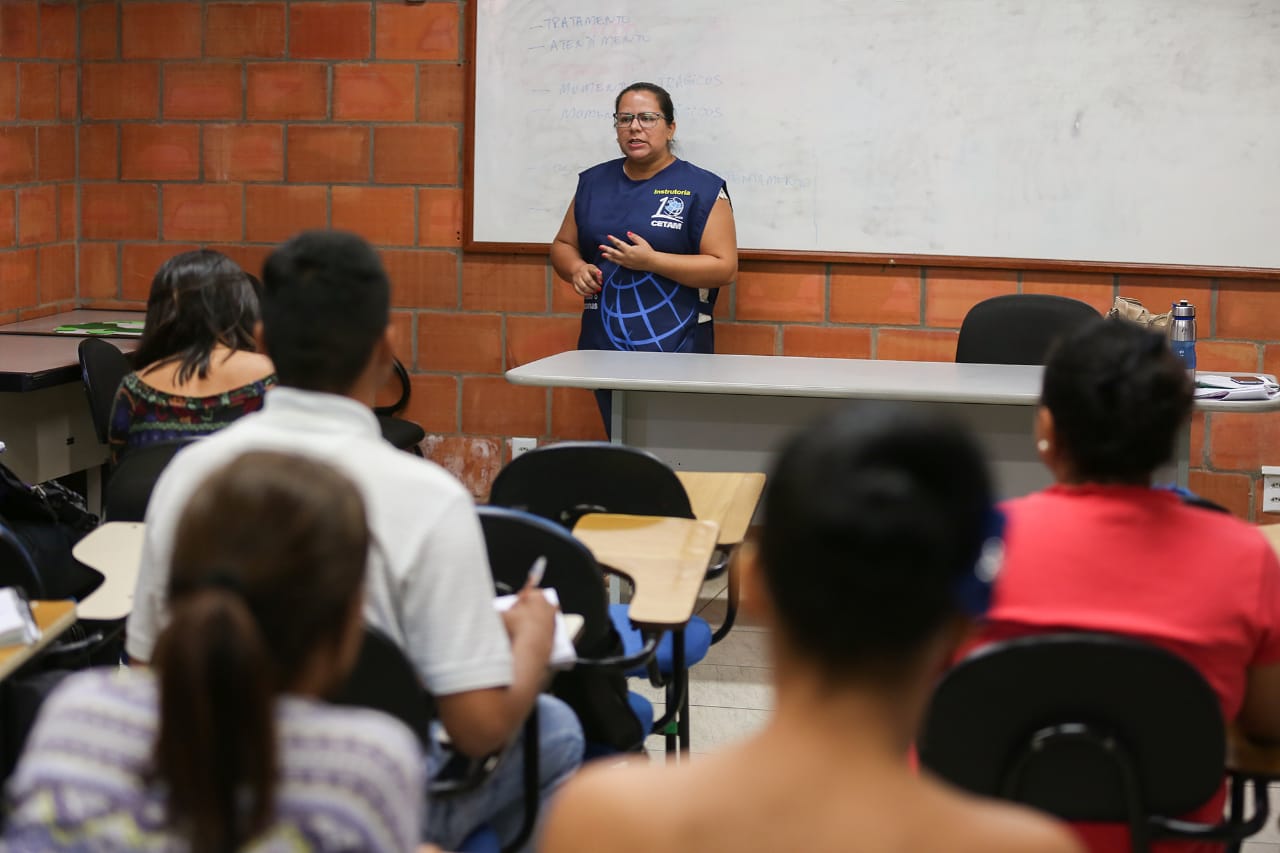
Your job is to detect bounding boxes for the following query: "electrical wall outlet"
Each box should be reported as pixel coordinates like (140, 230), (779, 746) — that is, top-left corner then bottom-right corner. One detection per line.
(511, 437), (537, 458)
(1263, 466), (1280, 514)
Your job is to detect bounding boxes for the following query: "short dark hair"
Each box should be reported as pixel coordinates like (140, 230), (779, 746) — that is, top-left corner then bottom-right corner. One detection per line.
(132, 250), (261, 384)
(1041, 317), (1193, 483)
(615, 81), (675, 122)
(759, 406), (994, 683)
(259, 230), (390, 394)
(154, 451), (368, 853)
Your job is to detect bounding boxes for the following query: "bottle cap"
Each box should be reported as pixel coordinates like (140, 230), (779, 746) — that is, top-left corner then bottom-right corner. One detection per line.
(1171, 300), (1196, 318)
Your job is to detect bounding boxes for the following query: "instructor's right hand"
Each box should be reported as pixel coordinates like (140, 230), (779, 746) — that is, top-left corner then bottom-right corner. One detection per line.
(570, 263), (603, 296)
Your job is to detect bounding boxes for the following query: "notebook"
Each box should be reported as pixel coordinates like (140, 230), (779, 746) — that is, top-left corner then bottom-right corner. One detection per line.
(493, 588), (577, 669)
(0, 588), (41, 646)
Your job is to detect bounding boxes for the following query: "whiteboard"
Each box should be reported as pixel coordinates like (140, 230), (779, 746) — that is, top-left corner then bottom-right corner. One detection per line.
(469, 0), (1280, 272)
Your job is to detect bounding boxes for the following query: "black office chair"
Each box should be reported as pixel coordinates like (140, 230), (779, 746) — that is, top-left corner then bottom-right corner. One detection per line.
(955, 294), (1100, 365)
(331, 625), (538, 853)
(479, 506), (659, 755)
(919, 633), (1271, 853)
(489, 441), (721, 753)
(77, 338), (133, 444)
(375, 358), (426, 456)
(103, 441), (192, 522)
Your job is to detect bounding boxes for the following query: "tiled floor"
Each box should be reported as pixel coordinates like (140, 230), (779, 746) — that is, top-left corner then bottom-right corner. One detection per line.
(631, 576), (1280, 852)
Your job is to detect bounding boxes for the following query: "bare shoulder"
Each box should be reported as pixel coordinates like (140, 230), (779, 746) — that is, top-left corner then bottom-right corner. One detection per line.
(939, 790), (1085, 853)
(539, 760), (675, 853)
(220, 349), (275, 384)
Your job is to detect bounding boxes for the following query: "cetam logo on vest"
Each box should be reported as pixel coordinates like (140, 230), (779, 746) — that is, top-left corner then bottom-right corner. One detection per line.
(651, 189), (689, 230)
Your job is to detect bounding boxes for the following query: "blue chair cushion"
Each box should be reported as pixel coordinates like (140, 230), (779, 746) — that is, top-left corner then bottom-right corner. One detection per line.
(608, 603), (712, 677)
(458, 826), (502, 853)
(584, 690), (655, 760)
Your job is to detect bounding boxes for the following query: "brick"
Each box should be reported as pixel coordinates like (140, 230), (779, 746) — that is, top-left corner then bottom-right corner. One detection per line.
(417, 62), (464, 122)
(83, 64), (159, 120)
(0, 127), (37, 182)
(36, 123), (74, 181)
(402, 374), (458, 435)
(289, 3), (370, 59)
(80, 4), (117, 60)
(1196, 341), (1258, 374)
(876, 329), (959, 362)
(79, 124), (118, 180)
(0, 191), (13, 247)
(79, 243), (120, 300)
(1265, 345), (1280, 380)
(57, 183), (74, 241)
(82, 183), (160, 240)
(1020, 271), (1115, 315)
(206, 2), (286, 58)
(923, 268), (1019, 328)
(57, 61), (75, 118)
(417, 187), (462, 247)
(39, 3), (76, 59)
(1207, 411), (1280, 472)
(16, 303), (62, 321)
(461, 254), (545, 312)
(121, 242), (197, 300)
(1189, 410), (1206, 468)
(550, 387), (607, 441)
(782, 325), (873, 359)
(245, 184), (327, 243)
(505, 315), (579, 368)
(423, 435), (503, 501)
(18, 62), (56, 120)
(376, 3), (459, 60)
(0, 3), (38, 57)
(1116, 275), (1213, 333)
(333, 63), (415, 122)
(0, 63), (14, 119)
(551, 275), (585, 314)
(121, 124), (201, 181)
(17, 185), (56, 246)
(0, 249), (38, 311)
(246, 63), (328, 120)
(331, 186), (415, 247)
(735, 261), (824, 322)
(163, 184), (243, 242)
(212, 244), (271, 280)
(418, 312), (502, 373)
(386, 310), (413, 362)
(715, 322), (776, 355)
(286, 126), (370, 183)
(461, 376), (546, 436)
(829, 265), (922, 326)
(203, 124), (284, 182)
(380, 249), (456, 309)
(38, 242), (75, 302)
(1217, 279), (1280, 341)
(163, 62), (242, 120)
(122, 2), (201, 59)
(373, 125), (456, 185)
(1187, 470), (1253, 521)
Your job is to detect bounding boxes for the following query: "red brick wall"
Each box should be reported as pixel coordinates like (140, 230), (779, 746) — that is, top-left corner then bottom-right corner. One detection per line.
(4, 1), (1278, 517)
(0, 0), (78, 324)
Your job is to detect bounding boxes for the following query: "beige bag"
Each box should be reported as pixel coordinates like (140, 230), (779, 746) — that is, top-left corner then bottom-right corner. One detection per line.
(1108, 296), (1171, 331)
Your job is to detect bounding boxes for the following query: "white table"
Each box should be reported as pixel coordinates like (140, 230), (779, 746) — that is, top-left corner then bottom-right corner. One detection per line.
(507, 351), (1280, 498)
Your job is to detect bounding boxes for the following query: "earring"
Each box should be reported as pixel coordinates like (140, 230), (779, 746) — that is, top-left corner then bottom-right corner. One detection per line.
(1036, 439), (1050, 453)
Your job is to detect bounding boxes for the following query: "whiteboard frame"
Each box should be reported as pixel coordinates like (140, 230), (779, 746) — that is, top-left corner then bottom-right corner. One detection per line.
(463, 5), (1280, 280)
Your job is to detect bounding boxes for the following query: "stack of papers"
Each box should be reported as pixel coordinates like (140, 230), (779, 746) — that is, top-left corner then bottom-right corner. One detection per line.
(1194, 374), (1280, 402)
(0, 588), (41, 646)
(493, 588), (577, 669)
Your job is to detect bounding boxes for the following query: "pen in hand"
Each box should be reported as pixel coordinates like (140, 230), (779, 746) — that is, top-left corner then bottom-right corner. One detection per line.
(527, 556), (547, 588)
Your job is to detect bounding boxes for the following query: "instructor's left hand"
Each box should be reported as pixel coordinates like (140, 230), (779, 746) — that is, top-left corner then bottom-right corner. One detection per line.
(599, 232), (655, 271)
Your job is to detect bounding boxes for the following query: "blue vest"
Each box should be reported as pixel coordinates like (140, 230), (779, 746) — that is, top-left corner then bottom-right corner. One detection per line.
(574, 158), (728, 353)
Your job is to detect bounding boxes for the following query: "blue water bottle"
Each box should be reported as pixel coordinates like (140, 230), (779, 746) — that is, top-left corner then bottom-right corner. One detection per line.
(1169, 300), (1196, 372)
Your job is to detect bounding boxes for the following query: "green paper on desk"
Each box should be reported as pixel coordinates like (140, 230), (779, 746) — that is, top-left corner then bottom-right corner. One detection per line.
(52, 321), (145, 337)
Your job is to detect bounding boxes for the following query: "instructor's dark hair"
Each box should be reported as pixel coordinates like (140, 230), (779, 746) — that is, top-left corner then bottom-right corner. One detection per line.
(615, 81), (675, 122)
(132, 250), (261, 384)
(260, 230), (390, 394)
(1041, 317), (1193, 484)
(759, 406), (994, 683)
(153, 451), (369, 853)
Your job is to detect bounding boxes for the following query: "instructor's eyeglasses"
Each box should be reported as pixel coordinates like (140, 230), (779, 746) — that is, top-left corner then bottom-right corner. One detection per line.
(613, 112), (665, 129)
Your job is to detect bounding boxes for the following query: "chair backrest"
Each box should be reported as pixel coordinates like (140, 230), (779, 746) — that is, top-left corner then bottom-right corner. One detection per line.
(919, 632), (1225, 821)
(489, 442), (694, 529)
(0, 520), (45, 599)
(103, 442), (191, 522)
(330, 625), (435, 749)
(477, 505), (611, 652)
(955, 294), (1100, 365)
(77, 338), (133, 444)
(373, 358), (413, 417)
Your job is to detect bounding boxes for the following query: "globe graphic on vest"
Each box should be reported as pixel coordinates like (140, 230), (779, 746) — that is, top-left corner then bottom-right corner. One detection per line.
(600, 270), (696, 350)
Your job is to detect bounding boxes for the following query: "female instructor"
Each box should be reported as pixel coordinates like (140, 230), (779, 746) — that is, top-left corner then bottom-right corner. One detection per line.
(551, 82), (738, 431)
